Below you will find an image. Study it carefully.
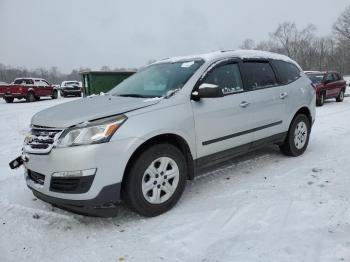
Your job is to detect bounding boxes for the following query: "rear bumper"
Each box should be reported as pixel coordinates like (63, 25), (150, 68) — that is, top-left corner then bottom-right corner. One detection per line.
(61, 89), (81, 95)
(29, 183), (122, 217)
(0, 93), (24, 98)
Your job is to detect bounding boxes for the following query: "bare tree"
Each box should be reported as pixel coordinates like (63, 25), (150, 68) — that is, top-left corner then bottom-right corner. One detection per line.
(239, 39), (256, 49)
(333, 5), (350, 41)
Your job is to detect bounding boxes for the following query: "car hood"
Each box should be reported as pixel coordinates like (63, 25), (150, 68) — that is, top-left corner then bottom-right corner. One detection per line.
(31, 95), (161, 128)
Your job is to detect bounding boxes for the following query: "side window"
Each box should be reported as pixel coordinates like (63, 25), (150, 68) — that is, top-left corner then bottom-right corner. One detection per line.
(271, 60), (301, 85)
(26, 79), (34, 85)
(325, 73), (335, 83)
(333, 73), (340, 81)
(35, 80), (41, 86)
(202, 63), (243, 95)
(241, 62), (277, 90)
(41, 80), (49, 86)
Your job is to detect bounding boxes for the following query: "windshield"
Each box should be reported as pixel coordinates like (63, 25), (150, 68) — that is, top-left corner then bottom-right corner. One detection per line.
(306, 73), (324, 84)
(65, 81), (79, 86)
(109, 60), (204, 98)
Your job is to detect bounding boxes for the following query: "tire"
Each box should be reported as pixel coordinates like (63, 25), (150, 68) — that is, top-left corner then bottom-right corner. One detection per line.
(122, 143), (187, 217)
(4, 97), (14, 103)
(51, 90), (58, 99)
(26, 92), (36, 103)
(336, 89), (345, 102)
(316, 92), (325, 106)
(279, 114), (311, 157)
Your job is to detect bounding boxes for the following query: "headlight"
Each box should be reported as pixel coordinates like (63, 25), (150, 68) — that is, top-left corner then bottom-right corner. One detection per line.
(56, 115), (127, 147)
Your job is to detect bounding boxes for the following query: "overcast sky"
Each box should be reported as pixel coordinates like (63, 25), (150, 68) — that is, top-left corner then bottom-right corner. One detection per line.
(0, 0), (349, 73)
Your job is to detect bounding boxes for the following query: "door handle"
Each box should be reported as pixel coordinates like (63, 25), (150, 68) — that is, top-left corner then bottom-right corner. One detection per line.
(280, 92), (288, 99)
(239, 101), (250, 108)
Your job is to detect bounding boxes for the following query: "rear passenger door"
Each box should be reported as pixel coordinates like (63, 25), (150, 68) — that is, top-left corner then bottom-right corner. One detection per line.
(240, 60), (286, 143)
(34, 79), (44, 96)
(324, 73), (337, 97)
(40, 80), (53, 96)
(332, 73), (344, 96)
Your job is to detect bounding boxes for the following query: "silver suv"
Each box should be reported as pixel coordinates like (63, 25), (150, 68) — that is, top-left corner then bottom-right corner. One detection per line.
(11, 50), (316, 217)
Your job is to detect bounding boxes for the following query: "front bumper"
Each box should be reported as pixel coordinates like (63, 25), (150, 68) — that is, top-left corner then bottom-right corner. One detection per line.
(29, 183), (121, 217)
(23, 137), (142, 215)
(0, 93), (24, 98)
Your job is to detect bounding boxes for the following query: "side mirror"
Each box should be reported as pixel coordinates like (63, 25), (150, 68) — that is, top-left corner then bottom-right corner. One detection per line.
(191, 83), (224, 101)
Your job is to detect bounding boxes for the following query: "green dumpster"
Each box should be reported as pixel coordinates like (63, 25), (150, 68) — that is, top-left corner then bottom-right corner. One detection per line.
(80, 70), (136, 96)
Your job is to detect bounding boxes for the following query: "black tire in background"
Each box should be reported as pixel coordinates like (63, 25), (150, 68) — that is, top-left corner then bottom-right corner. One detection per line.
(4, 97), (14, 103)
(26, 92), (35, 103)
(336, 89), (345, 102)
(52, 90), (58, 99)
(280, 114), (311, 157)
(316, 92), (325, 106)
(122, 143), (187, 217)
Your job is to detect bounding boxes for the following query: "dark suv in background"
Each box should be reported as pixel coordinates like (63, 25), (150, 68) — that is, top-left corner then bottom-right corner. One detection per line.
(305, 71), (346, 106)
(60, 81), (82, 97)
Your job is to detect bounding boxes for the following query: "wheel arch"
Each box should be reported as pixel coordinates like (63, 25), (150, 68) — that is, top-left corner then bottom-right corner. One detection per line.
(291, 106), (312, 128)
(122, 133), (195, 190)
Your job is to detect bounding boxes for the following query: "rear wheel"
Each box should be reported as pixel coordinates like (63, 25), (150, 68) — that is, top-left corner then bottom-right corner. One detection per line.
(51, 90), (58, 99)
(336, 89), (345, 102)
(4, 97), (14, 103)
(26, 92), (35, 103)
(280, 114), (311, 157)
(316, 92), (325, 106)
(122, 143), (187, 217)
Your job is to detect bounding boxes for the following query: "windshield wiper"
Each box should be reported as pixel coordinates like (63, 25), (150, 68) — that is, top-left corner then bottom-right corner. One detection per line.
(164, 88), (180, 99)
(117, 94), (150, 98)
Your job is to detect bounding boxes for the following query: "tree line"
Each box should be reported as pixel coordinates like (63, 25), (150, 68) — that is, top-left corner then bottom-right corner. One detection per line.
(240, 5), (350, 75)
(0, 65), (82, 84)
(1, 5), (349, 83)
(0, 65), (132, 85)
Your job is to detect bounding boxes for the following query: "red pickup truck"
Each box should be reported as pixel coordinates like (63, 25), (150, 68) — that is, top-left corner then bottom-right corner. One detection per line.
(0, 78), (58, 103)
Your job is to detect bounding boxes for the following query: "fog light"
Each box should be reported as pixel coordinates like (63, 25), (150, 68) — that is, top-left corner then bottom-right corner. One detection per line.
(52, 168), (96, 177)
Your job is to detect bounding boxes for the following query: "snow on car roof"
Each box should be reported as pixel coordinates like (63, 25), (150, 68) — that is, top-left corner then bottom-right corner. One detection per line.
(14, 77), (45, 81)
(155, 49), (301, 68)
(304, 71), (325, 74)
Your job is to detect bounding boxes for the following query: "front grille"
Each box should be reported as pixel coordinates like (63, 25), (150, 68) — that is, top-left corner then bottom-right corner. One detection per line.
(26, 125), (62, 152)
(50, 175), (95, 194)
(28, 170), (45, 185)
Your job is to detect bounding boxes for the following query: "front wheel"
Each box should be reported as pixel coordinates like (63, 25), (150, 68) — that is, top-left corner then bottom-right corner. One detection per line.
(122, 144), (187, 217)
(316, 92), (325, 106)
(280, 114), (311, 157)
(336, 89), (345, 102)
(26, 92), (36, 103)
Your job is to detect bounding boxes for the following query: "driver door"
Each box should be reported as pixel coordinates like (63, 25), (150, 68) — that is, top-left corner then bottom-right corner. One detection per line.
(191, 61), (255, 162)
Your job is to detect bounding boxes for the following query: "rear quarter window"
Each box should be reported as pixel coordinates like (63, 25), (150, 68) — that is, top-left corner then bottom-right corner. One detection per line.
(271, 60), (301, 85)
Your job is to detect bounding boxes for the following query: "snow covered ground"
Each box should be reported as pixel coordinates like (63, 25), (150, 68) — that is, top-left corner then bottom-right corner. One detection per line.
(1, 96), (350, 262)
